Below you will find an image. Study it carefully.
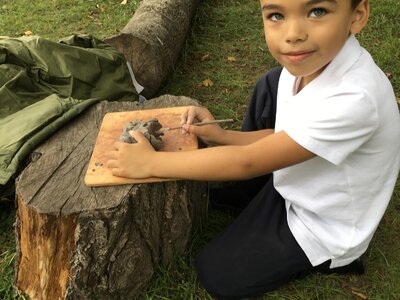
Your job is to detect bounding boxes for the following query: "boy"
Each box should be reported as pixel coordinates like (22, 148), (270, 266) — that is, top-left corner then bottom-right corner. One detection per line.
(107, 0), (400, 298)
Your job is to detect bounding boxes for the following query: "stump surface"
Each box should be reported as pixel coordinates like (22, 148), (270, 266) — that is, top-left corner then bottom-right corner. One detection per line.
(15, 95), (208, 299)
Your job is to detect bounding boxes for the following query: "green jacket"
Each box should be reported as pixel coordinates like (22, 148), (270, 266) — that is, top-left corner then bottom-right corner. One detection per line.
(0, 35), (138, 186)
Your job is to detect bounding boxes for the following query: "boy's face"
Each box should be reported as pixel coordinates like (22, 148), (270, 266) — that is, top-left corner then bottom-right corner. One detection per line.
(260, 0), (367, 86)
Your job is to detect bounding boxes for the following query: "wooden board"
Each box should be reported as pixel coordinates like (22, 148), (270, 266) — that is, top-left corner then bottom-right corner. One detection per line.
(84, 106), (198, 186)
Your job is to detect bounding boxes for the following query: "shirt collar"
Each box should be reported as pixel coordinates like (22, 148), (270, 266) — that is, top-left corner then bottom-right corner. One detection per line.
(291, 34), (363, 94)
(317, 34), (362, 85)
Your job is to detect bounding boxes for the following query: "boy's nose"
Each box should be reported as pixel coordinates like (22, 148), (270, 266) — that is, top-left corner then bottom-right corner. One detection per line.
(285, 20), (308, 43)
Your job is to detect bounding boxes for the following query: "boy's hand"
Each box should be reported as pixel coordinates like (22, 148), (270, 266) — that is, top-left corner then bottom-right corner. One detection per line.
(107, 131), (155, 179)
(181, 106), (224, 145)
(181, 106), (215, 125)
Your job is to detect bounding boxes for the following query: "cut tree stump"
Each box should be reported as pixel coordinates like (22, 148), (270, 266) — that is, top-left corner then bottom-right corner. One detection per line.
(15, 95), (208, 300)
(105, 0), (200, 99)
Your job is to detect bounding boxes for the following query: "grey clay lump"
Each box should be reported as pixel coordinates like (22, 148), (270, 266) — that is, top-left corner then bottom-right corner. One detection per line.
(119, 118), (164, 150)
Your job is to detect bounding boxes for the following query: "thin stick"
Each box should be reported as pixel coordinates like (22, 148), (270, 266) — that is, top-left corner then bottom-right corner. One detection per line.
(162, 119), (234, 131)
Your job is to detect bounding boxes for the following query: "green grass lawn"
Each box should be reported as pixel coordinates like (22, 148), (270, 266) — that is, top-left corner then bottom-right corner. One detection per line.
(1, 0), (399, 299)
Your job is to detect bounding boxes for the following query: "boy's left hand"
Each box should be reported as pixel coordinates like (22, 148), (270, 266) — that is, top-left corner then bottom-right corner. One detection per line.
(107, 131), (155, 179)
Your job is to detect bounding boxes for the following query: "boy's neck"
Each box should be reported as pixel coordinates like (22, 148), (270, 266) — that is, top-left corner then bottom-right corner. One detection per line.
(293, 77), (305, 94)
(297, 77), (305, 93)
(296, 61), (331, 93)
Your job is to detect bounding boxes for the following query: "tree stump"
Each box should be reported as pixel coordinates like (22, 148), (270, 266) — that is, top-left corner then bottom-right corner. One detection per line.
(105, 0), (200, 99)
(15, 95), (208, 299)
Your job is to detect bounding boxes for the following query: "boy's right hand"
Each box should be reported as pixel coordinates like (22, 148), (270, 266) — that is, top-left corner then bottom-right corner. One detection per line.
(180, 106), (224, 145)
(181, 105), (214, 125)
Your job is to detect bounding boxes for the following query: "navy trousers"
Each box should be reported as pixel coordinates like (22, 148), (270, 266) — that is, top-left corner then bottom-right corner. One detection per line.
(195, 67), (315, 299)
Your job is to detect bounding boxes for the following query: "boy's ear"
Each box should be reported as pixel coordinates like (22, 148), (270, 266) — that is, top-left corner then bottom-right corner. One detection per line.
(350, 0), (370, 34)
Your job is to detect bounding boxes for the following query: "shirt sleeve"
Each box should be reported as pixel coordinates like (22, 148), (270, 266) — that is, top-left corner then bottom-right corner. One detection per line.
(284, 88), (379, 165)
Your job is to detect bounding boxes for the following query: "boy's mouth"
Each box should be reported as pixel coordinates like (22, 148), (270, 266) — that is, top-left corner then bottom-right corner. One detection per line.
(283, 51), (314, 63)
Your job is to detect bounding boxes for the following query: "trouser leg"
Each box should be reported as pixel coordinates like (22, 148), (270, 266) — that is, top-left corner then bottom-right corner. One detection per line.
(196, 177), (313, 299)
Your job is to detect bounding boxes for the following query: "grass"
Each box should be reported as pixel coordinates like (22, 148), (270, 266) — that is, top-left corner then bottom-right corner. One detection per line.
(0, 0), (142, 40)
(1, 0), (400, 299)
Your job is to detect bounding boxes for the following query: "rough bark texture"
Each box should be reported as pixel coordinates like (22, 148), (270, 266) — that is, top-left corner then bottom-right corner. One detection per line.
(15, 95), (208, 300)
(105, 0), (200, 98)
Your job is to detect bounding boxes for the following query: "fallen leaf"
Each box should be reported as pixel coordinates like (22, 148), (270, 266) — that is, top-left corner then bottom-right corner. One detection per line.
(24, 30), (33, 36)
(351, 287), (368, 300)
(385, 72), (393, 80)
(202, 79), (214, 87)
(201, 53), (210, 61)
(227, 56), (236, 62)
(121, 0), (127, 4)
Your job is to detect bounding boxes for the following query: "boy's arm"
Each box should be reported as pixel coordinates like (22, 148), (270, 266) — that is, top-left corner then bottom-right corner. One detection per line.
(107, 130), (315, 181)
(187, 126), (275, 146)
(180, 106), (274, 146)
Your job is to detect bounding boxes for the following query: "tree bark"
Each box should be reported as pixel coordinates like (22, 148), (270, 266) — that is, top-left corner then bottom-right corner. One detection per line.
(15, 95), (208, 299)
(105, 0), (200, 99)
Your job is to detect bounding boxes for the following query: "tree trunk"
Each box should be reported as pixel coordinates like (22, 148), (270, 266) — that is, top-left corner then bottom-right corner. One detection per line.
(15, 95), (208, 299)
(105, 0), (200, 99)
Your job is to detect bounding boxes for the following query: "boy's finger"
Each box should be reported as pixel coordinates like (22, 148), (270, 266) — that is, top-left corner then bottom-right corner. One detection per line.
(110, 167), (124, 177)
(106, 159), (117, 168)
(181, 109), (189, 125)
(185, 106), (198, 125)
(183, 124), (202, 135)
(129, 130), (147, 143)
(108, 150), (119, 159)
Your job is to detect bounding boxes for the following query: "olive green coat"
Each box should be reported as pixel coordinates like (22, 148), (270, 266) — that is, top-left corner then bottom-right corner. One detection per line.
(0, 35), (137, 185)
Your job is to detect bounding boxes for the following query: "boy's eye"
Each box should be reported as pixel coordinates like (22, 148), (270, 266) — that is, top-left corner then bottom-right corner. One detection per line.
(309, 8), (327, 18)
(268, 13), (284, 21)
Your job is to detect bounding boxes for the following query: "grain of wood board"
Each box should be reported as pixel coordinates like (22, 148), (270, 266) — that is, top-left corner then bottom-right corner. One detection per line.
(84, 106), (199, 186)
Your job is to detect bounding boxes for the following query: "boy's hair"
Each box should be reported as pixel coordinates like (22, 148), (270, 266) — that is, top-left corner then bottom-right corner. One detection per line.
(351, 0), (362, 9)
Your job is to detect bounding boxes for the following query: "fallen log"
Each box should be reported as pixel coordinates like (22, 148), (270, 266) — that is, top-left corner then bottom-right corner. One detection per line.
(105, 0), (200, 99)
(15, 95), (208, 299)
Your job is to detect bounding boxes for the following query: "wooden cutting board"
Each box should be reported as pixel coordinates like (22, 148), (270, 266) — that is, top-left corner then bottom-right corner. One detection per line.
(84, 106), (198, 186)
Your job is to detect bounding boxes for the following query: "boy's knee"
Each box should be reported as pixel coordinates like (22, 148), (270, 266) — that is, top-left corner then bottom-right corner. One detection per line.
(195, 246), (254, 299)
(195, 249), (235, 298)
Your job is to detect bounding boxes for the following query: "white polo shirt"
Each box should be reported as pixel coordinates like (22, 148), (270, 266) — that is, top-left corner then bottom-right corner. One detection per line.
(274, 35), (400, 268)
